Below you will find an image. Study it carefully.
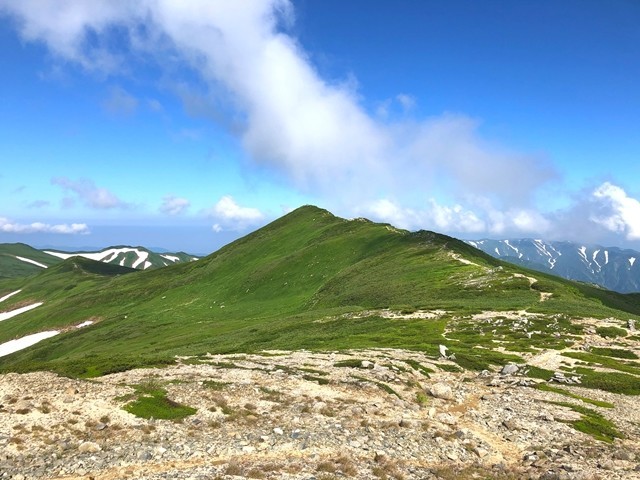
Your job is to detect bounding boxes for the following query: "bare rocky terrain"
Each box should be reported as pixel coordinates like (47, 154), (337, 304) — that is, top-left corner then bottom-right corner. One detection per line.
(1, 347), (639, 480)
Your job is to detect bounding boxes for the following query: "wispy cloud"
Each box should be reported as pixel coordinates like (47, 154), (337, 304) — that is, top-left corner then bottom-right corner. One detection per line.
(26, 200), (51, 209)
(396, 93), (416, 112)
(160, 195), (190, 216)
(0, 217), (89, 234)
(146, 98), (163, 113)
(51, 177), (130, 209)
(102, 86), (138, 117)
(208, 195), (264, 232)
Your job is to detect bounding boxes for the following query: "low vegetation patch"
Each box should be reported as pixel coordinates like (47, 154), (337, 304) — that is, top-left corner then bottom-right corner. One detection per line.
(403, 359), (433, 377)
(123, 378), (196, 420)
(535, 383), (614, 408)
(575, 371), (640, 395)
(548, 401), (623, 443)
(595, 326), (627, 338)
(352, 375), (401, 398)
(333, 359), (372, 369)
(525, 365), (555, 380)
(202, 380), (230, 390)
(588, 347), (638, 359)
(302, 374), (330, 385)
(562, 351), (640, 376)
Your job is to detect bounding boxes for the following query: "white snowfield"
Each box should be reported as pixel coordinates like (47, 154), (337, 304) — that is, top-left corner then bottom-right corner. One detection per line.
(0, 319), (95, 358)
(0, 290), (22, 303)
(45, 247), (152, 269)
(0, 302), (43, 322)
(161, 254), (180, 262)
(15, 256), (48, 269)
(0, 330), (59, 358)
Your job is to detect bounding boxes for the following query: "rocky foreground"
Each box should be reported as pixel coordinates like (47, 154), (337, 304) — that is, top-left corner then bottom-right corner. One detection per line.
(1, 349), (639, 480)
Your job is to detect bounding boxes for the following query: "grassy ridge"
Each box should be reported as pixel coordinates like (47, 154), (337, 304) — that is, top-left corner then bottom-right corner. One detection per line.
(1, 205), (639, 377)
(0, 243), (61, 278)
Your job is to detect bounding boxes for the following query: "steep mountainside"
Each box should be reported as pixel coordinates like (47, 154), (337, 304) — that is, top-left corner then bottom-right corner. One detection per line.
(467, 239), (640, 293)
(0, 243), (198, 278)
(1, 205), (639, 379)
(0, 243), (61, 278)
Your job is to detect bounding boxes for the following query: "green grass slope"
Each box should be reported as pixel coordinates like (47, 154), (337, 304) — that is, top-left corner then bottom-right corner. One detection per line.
(1, 206), (639, 377)
(0, 243), (62, 278)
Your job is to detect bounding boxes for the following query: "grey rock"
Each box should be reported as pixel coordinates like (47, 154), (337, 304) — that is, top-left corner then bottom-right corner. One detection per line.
(77, 441), (101, 454)
(435, 413), (457, 426)
(429, 383), (454, 401)
(501, 364), (519, 375)
(613, 450), (635, 461)
(502, 419), (519, 431)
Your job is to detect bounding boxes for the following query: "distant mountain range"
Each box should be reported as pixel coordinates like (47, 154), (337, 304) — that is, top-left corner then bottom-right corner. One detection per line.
(0, 243), (198, 279)
(467, 238), (640, 293)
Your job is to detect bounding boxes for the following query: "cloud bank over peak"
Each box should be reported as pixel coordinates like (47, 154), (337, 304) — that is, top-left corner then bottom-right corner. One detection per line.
(2, 1), (638, 247)
(1, 1), (551, 206)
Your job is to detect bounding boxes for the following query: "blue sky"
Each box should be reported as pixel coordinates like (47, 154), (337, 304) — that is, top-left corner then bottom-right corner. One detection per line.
(1, 0), (639, 254)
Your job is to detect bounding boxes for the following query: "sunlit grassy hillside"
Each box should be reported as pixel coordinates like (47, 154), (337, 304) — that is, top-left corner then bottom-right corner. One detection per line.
(1, 205), (639, 378)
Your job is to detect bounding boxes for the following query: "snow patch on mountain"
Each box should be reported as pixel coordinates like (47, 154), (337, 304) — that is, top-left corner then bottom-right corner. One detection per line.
(577, 246), (588, 264)
(14, 256), (48, 269)
(592, 250), (601, 271)
(0, 290), (21, 304)
(0, 302), (43, 322)
(0, 330), (59, 358)
(130, 250), (149, 269)
(45, 247), (149, 266)
(504, 240), (523, 258)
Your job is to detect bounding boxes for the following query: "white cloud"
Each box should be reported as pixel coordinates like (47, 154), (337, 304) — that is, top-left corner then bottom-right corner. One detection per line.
(429, 200), (486, 233)
(511, 209), (551, 233)
(364, 198), (484, 233)
(160, 195), (190, 215)
(0, 0), (555, 209)
(591, 182), (640, 240)
(51, 177), (129, 209)
(362, 197), (552, 237)
(0, 217), (89, 234)
(208, 195), (264, 231)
